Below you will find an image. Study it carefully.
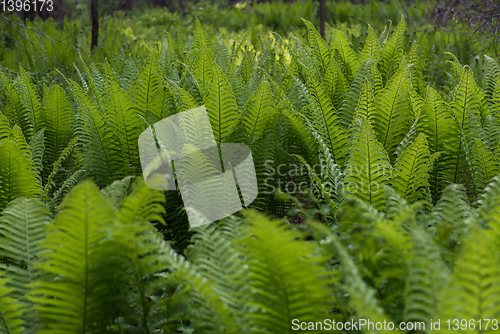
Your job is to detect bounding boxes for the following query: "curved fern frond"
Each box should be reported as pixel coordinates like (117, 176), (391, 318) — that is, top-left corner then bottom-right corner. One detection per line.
(433, 227), (500, 330)
(403, 228), (450, 325)
(378, 15), (406, 83)
(468, 138), (499, 194)
(360, 25), (381, 64)
(338, 60), (379, 129)
(243, 80), (276, 143)
(16, 68), (42, 141)
(240, 211), (334, 333)
(67, 79), (116, 187)
(118, 177), (166, 225)
(0, 73), (24, 132)
(430, 184), (471, 263)
(406, 42), (421, 89)
(332, 29), (361, 82)
(107, 80), (143, 177)
(311, 222), (400, 334)
(323, 56), (349, 109)
(392, 133), (432, 203)
(343, 117), (392, 210)
(305, 69), (349, 165)
(0, 198), (50, 333)
(0, 276), (24, 334)
(482, 115), (500, 152)
(394, 115), (419, 159)
(29, 180), (116, 334)
(130, 49), (165, 121)
(28, 129), (44, 185)
(374, 60), (412, 156)
(205, 62), (240, 143)
(352, 78), (376, 123)
(0, 139), (40, 209)
(482, 55), (499, 100)
(42, 84), (73, 169)
(302, 19), (330, 73)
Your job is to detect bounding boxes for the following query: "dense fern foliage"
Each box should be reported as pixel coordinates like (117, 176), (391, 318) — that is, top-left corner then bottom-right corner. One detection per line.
(2, 15), (500, 333)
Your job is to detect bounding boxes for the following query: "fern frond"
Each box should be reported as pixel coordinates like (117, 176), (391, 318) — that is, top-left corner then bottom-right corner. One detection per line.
(403, 228), (450, 325)
(243, 80), (276, 143)
(0, 73), (24, 132)
(42, 84), (73, 170)
(205, 62), (240, 143)
(392, 133), (432, 203)
(311, 222), (400, 334)
(305, 69), (348, 165)
(16, 68), (42, 141)
(433, 227), (500, 333)
(360, 25), (381, 64)
(130, 49), (166, 122)
(302, 19), (330, 73)
(430, 184), (471, 263)
(352, 78), (376, 122)
(378, 15), (406, 83)
(240, 211), (334, 333)
(343, 117), (392, 210)
(107, 80), (143, 177)
(0, 276), (24, 334)
(323, 56), (349, 109)
(468, 138), (499, 194)
(67, 79), (116, 187)
(29, 180), (116, 334)
(373, 61), (412, 157)
(338, 60), (379, 130)
(332, 29), (361, 82)
(482, 115), (500, 152)
(482, 55), (499, 100)
(28, 128), (44, 185)
(0, 198), (50, 333)
(0, 139), (40, 209)
(118, 177), (165, 225)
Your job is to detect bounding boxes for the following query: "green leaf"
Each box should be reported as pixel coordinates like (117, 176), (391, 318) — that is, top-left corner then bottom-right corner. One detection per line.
(332, 29), (361, 82)
(302, 19), (330, 73)
(374, 60), (413, 156)
(378, 15), (406, 83)
(360, 25), (381, 64)
(468, 138), (499, 193)
(404, 228), (450, 325)
(433, 227), (500, 331)
(343, 117), (392, 210)
(240, 211), (334, 333)
(392, 133), (432, 203)
(0, 198), (50, 333)
(205, 62), (240, 143)
(305, 69), (349, 165)
(29, 180), (116, 334)
(0, 276), (24, 334)
(0, 139), (40, 209)
(243, 80), (275, 143)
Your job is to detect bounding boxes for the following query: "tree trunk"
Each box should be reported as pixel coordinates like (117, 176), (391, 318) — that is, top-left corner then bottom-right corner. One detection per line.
(319, 0), (326, 38)
(91, 0), (99, 50)
(125, 0), (133, 11)
(179, 0), (186, 17)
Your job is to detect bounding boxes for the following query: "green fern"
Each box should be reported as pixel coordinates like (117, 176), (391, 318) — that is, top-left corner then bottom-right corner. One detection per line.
(0, 198), (50, 333)
(373, 59), (413, 156)
(391, 133), (433, 204)
(205, 62), (240, 143)
(343, 116), (392, 210)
